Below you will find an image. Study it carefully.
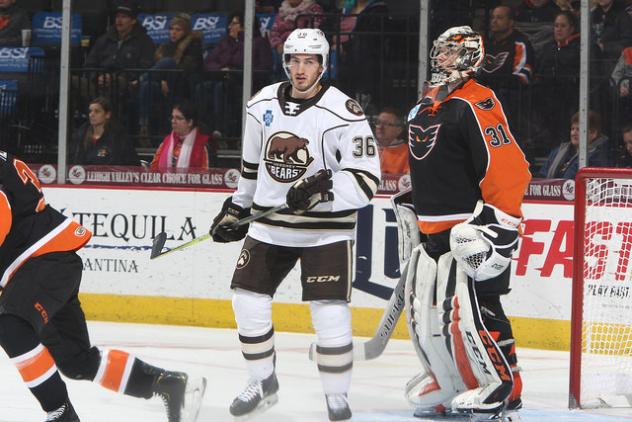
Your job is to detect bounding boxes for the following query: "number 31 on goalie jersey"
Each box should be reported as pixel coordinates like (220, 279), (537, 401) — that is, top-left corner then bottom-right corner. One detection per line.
(484, 124), (512, 148)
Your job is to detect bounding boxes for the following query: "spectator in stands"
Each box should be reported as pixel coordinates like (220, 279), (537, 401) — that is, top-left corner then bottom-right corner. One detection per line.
(612, 45), (632, 99)
(204, 11), (272, 77)
(538, 111), (611, 179)
(616, 124), (632, 167)
(592, 0), (632, 67)
(515, 0), (561, 23)
(70, 97), (139, 166)
(337, 0), (388, 114)
(269, 0), (324, 79)
(374, 107), (408, 175)
(138, 13), (203, 143)
(534, 10), (580, 146)
(84, 1), (155, 88)
(0, 0), (30, 47)
(201, 11), (272, 135)
(480, 5), (535, 141)
(150, 101), (217, 170)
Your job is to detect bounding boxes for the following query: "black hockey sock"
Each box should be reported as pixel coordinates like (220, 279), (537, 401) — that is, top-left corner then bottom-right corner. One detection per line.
(0, 314), (68, 412)
(123, 358), (164, 399)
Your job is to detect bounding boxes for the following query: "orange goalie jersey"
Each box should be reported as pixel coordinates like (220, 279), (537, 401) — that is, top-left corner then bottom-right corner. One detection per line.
(0, 152), (91, 289)
(406, 79), (531, 234)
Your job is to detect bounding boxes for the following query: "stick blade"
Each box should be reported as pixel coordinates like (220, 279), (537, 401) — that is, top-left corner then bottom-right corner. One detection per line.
(150, 232), (168, 259)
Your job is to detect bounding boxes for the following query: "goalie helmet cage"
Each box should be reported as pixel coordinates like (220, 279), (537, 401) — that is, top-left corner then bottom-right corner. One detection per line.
(569, 167), (632, 409)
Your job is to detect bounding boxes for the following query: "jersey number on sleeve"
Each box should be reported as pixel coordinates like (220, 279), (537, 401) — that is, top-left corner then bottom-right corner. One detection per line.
(13, 159), (46, 212)
(352, 136), (377, 157)
(484, 124), (512, 147)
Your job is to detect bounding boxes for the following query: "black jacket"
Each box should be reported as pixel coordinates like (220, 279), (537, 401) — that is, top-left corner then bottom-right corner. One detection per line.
(85, 23), (155, 70)
(515, 1), (561, 23)
(70, 121), (139, 166)
(537, 33), (580, 82)
(592, 2), (632, 59)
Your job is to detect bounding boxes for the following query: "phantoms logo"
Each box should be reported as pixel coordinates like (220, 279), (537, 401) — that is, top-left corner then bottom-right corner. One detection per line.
(264, 131), (314, 182)
(408, 123), (441, 160)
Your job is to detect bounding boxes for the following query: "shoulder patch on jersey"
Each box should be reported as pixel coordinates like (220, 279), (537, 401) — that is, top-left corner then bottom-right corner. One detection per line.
(345, 99), (364, 116)
(475, 97), (495, 111)
(407, 104), (421, 122)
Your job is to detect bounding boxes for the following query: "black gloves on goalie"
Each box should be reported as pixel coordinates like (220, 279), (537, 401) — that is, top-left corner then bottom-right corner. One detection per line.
(286, 169), (334, 212)
(449, 201), (520, 281)
(210, 197), (251, 243)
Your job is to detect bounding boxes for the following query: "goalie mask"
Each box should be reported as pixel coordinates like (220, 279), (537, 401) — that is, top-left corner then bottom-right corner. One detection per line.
(429, 26), (484, 87)
(283, 28), (329, 93)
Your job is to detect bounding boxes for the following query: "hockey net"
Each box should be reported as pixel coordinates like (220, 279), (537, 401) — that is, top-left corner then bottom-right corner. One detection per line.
(570, 167), (632, 409)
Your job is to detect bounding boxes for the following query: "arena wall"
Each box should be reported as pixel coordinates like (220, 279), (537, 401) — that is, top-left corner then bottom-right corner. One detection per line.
(43, 186), (578, 351)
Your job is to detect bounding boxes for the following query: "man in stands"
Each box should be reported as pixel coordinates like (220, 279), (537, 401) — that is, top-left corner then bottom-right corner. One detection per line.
(0, 0), (30, 47)
(616, 124), (632, 168)
(84, 0), (154, 90)
(515, 0), (561, 23)
(375, 106), (409, 174)
(479, 5), (535, 141)
(403, 25), (530, 420)
(0, 151), (206, 421)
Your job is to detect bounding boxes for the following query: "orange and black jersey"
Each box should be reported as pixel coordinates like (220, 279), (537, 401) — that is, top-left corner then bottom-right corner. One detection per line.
(0, 152), (91, 289)
(406, 79), (531, 234)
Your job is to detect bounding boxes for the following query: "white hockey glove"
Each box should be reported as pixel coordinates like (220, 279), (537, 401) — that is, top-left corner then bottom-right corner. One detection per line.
(286, 169), (334, 212)
(449, 201), (520, 281)
(391, 188), (421, 265)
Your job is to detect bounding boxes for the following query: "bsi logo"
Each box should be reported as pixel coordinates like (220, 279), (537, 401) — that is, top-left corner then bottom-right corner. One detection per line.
(193, 16), (220, 31)
(0, 48), (28, 59)
(142, 15), (168, 31)
(43, 16), (63, 29)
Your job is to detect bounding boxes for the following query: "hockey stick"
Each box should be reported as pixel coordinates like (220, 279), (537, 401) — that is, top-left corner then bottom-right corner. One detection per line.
(150, 204), (287, 260)
(308, 262), (408, 361)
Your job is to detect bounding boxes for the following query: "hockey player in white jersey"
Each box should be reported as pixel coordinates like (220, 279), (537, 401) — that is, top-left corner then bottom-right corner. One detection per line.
(209, 28), (381, 421)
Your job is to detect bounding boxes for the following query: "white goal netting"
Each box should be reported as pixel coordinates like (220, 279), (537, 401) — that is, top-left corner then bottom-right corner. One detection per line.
(576, 174), (632, 408)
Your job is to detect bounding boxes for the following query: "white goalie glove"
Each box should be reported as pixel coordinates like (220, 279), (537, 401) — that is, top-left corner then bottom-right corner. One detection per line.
(449, 201), (521, 281)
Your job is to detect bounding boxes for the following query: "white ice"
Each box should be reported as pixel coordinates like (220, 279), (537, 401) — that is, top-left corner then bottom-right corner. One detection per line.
(1, 321), (631, 422)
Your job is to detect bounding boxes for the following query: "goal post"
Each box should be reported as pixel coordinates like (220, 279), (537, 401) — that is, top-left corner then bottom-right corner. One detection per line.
(570, 167), (632, 409)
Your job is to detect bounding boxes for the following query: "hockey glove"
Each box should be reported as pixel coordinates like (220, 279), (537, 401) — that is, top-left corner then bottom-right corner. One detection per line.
(286, 169), (334, 212)
(449, 201), (520, 281)
(210, 197), (251, 243)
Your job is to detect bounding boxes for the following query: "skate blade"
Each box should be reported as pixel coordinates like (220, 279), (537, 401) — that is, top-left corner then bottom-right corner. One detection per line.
(232, 394), (279, 421)
(182, 377), (207, 422)
(447, 410), (521, 422)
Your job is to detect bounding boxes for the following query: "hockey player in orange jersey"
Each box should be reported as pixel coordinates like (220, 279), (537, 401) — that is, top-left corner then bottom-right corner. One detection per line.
(0, 151), (206, 422)
(398, 26), (531, 421)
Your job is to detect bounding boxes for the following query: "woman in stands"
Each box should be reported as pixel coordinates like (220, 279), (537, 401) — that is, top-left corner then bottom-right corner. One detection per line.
(70, 96), (139, 166)
(139, 13), (204, 143)
(150, 101), (217, 170)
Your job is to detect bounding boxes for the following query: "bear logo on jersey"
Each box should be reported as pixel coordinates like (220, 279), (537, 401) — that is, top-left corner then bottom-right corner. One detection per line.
(264, 131), (314, 182)
(408, 123), (441, 160)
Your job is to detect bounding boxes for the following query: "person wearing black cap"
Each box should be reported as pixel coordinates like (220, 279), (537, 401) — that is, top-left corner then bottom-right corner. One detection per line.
(84, 0), (155, 81)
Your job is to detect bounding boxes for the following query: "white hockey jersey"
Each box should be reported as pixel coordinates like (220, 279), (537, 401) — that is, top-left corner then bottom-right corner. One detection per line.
(232, 82), (381, 247)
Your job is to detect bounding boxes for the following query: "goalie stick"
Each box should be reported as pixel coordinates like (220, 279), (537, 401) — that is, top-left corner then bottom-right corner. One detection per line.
(308, 262), (408, 361)
(150, 204), (287, 259)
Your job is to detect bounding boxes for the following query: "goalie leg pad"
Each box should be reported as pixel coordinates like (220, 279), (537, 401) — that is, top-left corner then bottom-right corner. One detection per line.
(437, 258), (514, 414)
(404, 245), (464, 411)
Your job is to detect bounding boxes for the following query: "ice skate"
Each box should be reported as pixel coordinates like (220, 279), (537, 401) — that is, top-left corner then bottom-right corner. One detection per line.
(153, 369), (206, 422)
(45, 400), (79, 422)
(229, 372), (279, 419)
(325, 393), (352, 421)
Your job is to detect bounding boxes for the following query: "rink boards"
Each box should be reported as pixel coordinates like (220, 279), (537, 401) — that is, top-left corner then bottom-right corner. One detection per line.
(41, 186), (588, 351)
